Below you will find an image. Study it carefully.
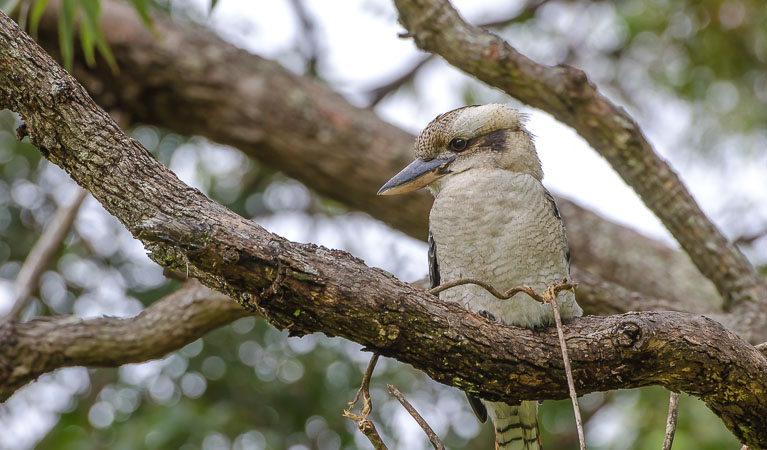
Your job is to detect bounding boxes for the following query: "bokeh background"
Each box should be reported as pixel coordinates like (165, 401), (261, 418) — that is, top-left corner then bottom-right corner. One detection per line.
(1, 0), (765, 449)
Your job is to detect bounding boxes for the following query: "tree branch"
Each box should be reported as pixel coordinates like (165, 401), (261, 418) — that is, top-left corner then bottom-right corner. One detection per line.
(0, 280), (247, 401)
(365, 0), (551, 107)
(29, 0), (722, 310)
(1, 12), (767, 447)
(391, 0), (767, 309)
(4, 188), (87, 320)
(1, 260), (759, 402)
(662, 392), (680, 450)
(387, 384), (445, 450)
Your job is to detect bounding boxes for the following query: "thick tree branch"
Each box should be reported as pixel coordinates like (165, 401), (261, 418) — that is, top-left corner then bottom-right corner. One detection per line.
(1, 263), (757, 402)
(1, 12), (767, 447)
(392, 0), (767, 309)
(29, 0), (722, 310)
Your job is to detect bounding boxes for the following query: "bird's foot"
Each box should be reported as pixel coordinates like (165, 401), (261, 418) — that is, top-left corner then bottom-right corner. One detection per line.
(478, 310), (497, 322)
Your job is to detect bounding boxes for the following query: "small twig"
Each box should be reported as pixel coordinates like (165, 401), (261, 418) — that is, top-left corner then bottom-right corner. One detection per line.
(387, 384), (445, 450)
(4, 188), (88, 321)
(366, 55), (432, 107)
(542, 283), (586, 450)
(288, 0), (319, 76)
(733, 228), (767, 246)
(662, 391), (680, 450)
(344, 353), (388, 450)
(429, 277), (576, 303)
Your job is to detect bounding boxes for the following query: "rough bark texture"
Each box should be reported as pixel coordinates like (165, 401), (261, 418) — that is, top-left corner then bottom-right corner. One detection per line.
(2, 11), (767, 448)
(30, 1), (723, 309)
(393, 0), (767, 311)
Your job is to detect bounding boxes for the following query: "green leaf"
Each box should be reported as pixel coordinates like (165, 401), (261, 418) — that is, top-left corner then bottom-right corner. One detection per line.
(78, 20), (95, 67)
(79, 0), (119, 73)
(29, 0), (50, 38)
(58, 0), (76, 72)
(78, 0), (98, 67)
(0, 0), (22, 14)
(210, 0), (219, 12)
(128, 0), (153, 29)
(93, 29), (119, 74)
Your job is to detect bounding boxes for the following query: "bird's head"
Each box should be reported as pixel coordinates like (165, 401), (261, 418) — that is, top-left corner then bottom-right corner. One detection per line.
(377, 104), (541, 196)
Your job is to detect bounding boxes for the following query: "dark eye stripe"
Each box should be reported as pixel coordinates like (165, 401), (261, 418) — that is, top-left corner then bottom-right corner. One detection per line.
(472, 129), (510, 152)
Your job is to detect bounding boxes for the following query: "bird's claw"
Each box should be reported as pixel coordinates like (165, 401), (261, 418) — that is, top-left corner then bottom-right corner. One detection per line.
(478, 310), (497, 322)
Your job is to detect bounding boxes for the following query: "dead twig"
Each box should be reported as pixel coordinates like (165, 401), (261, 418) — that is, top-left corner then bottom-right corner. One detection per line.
(662, 391), (680, 450)
(429, 277), (577, 302)
(366, 55), (432, 107)
(387, 384), (445, 450)
(4, 188), (88, 321)
(344, 353), (388, 450)
(542, 282), (586, 450)
(733, 229), (767, 246)
(287, 0), (319, 76)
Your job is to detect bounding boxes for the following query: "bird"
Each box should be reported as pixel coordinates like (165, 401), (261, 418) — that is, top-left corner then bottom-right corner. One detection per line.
(378, 104), (582, 449)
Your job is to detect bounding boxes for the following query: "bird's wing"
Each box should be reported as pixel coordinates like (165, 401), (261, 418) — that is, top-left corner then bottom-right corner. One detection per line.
(428, 232), (440, 289)
(543, 188), (571, 274)
(431, 231), (489, 423)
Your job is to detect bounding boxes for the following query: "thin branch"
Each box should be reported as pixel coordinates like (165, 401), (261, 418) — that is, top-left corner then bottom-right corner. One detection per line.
(287, 0), (319, 76)
(543, 283), (586, 450)
(387, 384), (445, 450)
(4, 187), (88, 321)
(366, 55), (432, 107)
(475, 0), (550, 29)
(734, 229), (767, 246)
(344, 353), (388, 450)
(662, 391), (680, 450)
(428, 277), (576, 302)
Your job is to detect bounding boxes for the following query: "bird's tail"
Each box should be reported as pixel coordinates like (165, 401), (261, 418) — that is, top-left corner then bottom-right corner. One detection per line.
(487, 400), (541, 450)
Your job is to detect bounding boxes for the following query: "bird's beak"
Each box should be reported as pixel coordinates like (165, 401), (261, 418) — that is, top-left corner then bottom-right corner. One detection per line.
(377, 156), (457, 195)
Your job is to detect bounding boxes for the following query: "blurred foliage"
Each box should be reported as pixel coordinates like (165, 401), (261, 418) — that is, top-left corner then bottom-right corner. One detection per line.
(1, 0), (765, 449)
(1, 0), (120, 72)
(615, 0), (767, 153)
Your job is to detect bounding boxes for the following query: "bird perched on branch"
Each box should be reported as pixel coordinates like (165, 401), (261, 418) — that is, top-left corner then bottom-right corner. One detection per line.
(378, 104), (582, 449)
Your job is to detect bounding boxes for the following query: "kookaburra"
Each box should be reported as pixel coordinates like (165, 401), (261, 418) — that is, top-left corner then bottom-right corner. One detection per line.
(378, 104), (582, 449)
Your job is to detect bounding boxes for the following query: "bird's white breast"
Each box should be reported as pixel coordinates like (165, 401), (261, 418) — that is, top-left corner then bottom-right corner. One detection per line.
(429, 168), (581, 328)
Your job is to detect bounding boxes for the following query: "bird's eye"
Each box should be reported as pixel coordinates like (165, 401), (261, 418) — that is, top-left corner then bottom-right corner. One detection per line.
(448, 138), (468, 152)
